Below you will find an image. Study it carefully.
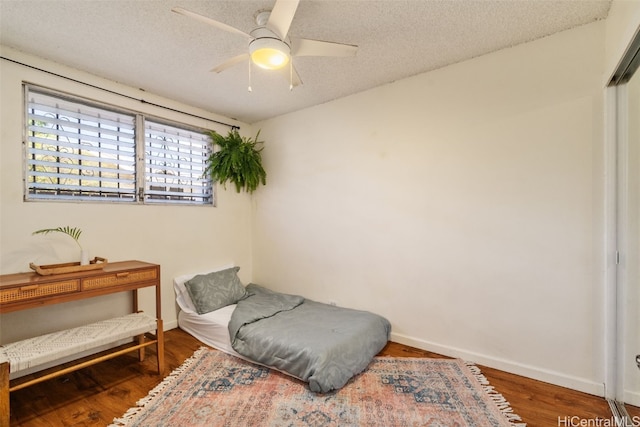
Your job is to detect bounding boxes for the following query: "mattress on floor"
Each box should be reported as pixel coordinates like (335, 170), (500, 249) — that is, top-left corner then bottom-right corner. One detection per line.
(177, 304), (240, 357)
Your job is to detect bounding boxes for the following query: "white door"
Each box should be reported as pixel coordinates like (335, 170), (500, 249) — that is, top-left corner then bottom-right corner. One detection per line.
(617, 65), (640, 414)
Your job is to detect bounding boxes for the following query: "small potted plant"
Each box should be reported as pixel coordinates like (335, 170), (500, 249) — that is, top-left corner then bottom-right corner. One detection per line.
(204, 129), (267, 193)
(33, 226), (89, 265)
(31, 226), (106, 275)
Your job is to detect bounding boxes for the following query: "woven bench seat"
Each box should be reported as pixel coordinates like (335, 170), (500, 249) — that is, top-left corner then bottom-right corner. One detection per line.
(0, 312), (157, 373)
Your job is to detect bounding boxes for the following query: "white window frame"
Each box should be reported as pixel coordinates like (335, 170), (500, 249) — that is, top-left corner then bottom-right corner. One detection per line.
(24, 85), (215, 206)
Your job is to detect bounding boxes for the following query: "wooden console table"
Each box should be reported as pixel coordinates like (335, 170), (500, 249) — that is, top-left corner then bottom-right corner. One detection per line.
(0, 260), (164, 427)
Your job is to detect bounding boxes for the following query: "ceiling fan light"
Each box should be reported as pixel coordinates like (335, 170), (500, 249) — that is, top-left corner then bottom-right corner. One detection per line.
(250, 38), (290, 70)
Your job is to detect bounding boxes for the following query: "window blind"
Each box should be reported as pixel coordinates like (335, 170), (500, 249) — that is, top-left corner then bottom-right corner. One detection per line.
(144, 120), (213, 205)
(24, 86), (215, 206)
(26, 90), (137, 201)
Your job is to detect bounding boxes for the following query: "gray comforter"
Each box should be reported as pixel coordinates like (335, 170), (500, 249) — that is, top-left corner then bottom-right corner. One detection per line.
(228, 284), (391, 393)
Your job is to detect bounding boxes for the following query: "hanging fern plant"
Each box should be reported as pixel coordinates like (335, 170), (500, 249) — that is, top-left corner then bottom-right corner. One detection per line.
(205, 129), (267, 194)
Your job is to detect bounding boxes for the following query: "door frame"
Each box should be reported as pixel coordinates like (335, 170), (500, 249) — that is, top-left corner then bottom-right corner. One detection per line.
(604, 84), (619, 403)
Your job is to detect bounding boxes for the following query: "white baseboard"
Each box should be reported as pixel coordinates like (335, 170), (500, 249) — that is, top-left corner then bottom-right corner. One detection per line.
(390, 332), (605, 397)
(624, 389), (640, 407)
(164, 319), (178, 331)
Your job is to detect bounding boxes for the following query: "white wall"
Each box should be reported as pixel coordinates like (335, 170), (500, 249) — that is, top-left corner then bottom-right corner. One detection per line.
(252, 21), (607, 394)
(0, 47), (253, 342)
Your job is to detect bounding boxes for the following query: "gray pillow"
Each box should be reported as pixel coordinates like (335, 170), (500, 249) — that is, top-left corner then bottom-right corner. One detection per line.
(184, 266), (247, 314)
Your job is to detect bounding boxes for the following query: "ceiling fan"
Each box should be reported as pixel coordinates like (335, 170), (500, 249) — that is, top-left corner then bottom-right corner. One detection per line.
(172, 0), (358, 89)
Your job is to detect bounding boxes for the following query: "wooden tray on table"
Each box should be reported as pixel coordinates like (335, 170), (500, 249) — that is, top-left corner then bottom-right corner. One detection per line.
(29, 257), (108, 276)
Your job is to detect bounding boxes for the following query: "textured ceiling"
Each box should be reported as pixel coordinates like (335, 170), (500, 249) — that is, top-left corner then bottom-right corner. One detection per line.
(0, 0), (611, 124)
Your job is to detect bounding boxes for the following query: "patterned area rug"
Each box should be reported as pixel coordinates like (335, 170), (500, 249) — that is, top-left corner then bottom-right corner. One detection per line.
(110, 347), (525, 427)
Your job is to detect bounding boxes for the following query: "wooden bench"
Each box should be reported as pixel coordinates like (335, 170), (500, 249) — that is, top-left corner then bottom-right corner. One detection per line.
(0, 312), (162, 426)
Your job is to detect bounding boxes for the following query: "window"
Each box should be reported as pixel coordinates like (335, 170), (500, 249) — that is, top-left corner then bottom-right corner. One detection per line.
(144, 120), (212, 204)
(25, 86), (213, 205)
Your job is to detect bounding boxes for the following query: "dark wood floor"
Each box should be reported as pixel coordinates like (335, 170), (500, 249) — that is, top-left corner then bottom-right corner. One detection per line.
(7, 328), (638, 426)
(629, 404), (640, 421)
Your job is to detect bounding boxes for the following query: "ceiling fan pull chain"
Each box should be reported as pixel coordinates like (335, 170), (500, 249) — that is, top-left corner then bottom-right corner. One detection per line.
(289, 61), (293, 91)
(248, 60), (253, 92)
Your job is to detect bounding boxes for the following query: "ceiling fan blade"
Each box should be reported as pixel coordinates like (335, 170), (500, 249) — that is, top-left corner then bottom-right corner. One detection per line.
(291, 38), (358, 57)
(172, 7), (252, 39)
(267, 0), (300, 40)
(211, 53), (250, 73)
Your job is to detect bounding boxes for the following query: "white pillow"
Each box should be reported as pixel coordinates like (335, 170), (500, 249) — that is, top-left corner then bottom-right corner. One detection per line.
(173, 264), (234, 314)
